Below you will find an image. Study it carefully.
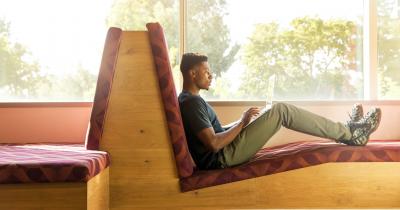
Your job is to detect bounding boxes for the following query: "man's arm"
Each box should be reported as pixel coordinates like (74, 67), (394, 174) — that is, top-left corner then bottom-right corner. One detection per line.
(222, 120), (240, 130)
(196, 107), (260, 153)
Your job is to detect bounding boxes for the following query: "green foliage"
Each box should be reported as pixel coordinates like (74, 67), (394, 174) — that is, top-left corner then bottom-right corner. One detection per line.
(33, 65), (97, 102)
(240, 17), (362, 100)
(56, 66), (97, 101)
(185, 0), (240, 99)
(0, 18), (49, 98)
(377, 0), (400, 97)
(2, 1), (399, 101)
(0, 18), (97, 101)
(186, 0), (239, 77)
(106, 0), (239, 99)
(106, 0), (180, 68)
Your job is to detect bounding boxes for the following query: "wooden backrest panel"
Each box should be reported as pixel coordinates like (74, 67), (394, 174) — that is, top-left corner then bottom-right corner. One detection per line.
(98, 31), (180, 208)
(99, 30), (256, 210)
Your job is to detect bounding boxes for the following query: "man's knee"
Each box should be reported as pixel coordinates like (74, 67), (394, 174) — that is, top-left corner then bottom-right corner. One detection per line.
(271, 102), (292, 126)
(272, 102), (290, 112)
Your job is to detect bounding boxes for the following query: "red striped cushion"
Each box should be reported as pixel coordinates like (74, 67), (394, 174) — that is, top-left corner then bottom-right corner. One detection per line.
(0, 144), (109, 183)
(86, 27), (122, 150)
(180, 140), (400, 192)
(146, 23), (196, 178)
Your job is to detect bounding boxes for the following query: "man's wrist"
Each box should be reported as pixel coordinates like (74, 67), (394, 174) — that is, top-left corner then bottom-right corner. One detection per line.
(237, 120), (245, 129)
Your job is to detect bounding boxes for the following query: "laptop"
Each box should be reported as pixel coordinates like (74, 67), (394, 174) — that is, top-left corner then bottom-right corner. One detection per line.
(245, 74), (276, 127)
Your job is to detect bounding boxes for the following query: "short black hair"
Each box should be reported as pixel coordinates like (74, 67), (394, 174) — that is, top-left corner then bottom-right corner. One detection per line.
(180, 53), (208, 74)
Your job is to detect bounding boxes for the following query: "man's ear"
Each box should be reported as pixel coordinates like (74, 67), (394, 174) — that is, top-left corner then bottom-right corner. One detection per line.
(189, 68), (196, 78)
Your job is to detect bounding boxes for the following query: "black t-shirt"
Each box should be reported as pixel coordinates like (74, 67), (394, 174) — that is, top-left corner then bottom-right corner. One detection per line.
(178, 91), (225, 170)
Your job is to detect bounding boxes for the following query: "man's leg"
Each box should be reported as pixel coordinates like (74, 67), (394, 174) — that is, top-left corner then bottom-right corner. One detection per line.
(221, 102), (352, 167)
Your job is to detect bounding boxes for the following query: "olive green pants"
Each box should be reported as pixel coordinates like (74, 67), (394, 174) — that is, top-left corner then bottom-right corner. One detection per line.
(219, 102), (352, 168)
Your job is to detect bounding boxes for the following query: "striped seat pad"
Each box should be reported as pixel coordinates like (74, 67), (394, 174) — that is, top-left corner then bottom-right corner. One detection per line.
(0, 143), (109, 184)
(180, 140), (400, 191)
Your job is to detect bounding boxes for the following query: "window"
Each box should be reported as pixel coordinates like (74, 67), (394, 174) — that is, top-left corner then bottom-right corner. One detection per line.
(0, 0), (179, 102)
(0, 0), (397, 102)
(378, 0), (400, 99)
(0, 0), (113, 101)
(187, 0), (364, 100)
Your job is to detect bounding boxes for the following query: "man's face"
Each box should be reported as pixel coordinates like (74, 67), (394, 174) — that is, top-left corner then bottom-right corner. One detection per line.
(193, 61), (213, 90)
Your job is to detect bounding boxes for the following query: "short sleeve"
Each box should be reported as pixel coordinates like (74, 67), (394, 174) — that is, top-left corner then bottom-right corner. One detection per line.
(181, 97), (212, 133)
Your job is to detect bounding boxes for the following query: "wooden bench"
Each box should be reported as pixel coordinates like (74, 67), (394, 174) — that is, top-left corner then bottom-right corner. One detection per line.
(0, 144), (109, 210)
(98, 23), (400, 209)
(0, 27), (121, 210)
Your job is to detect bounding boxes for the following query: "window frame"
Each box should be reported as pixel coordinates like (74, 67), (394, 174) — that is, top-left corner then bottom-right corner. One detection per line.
(364, 0), (378, 100)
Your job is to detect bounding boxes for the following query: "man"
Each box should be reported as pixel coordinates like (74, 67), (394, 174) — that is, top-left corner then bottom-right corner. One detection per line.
(178, 53), (381, 170)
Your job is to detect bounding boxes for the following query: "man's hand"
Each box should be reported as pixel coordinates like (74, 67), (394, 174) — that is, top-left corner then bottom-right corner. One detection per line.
(196, 107), (260, 153)
(240, 107), (260, 127)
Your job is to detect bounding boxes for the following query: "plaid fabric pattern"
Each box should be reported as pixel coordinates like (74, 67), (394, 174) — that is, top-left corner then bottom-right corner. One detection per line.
(180, 140), (400, 191)
(0, 144), (109, 183)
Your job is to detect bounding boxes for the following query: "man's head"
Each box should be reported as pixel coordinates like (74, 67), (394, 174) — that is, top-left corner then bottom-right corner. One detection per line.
(180, 53), (213, 91)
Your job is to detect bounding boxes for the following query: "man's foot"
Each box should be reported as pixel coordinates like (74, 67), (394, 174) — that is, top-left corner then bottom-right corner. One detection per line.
(343, 103), (363, 135)
(348, 103), (363, 122)
(340, 107), (382, 146)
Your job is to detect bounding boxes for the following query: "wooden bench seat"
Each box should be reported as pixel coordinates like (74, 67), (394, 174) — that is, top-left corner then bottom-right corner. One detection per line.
(0, 143), (109, 184)
(0, 144), (110, 210)
(180, 139), (400, 191)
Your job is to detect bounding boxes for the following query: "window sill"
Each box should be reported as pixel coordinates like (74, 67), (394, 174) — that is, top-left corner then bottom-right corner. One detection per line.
(0, 100), (400, 108)
(208, 100), (400, 106)
(0, 102), (93, 108)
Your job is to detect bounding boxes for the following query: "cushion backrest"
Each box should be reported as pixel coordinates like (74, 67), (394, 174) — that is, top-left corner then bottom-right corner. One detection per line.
(86, 27), (122, 150)
(146, 23), (196, 178)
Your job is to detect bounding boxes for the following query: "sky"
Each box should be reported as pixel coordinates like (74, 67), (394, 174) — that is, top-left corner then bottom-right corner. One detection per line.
(0, 0), (363, 79)
(0, 0), (113, 76)
(225, 0), (363, 44)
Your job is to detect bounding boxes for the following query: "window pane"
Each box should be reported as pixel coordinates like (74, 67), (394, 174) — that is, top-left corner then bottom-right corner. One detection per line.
(0, 0), (179, 102)
(0, 0), (111, 102)
(378, 0), (400, 99)
(186, 0), (364, 100)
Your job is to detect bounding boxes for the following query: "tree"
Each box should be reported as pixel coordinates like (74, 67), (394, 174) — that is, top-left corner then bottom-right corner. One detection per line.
(377, 0), (400, 97)
(0, 19), (49, 98)
(106, 0), (179, 54)
(106, 0), (239, 98)
(240, 17), (362, 100)
(106, 0), (183, 95)
(57, 65), (97, 101)
(186, 0), (239, 77)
